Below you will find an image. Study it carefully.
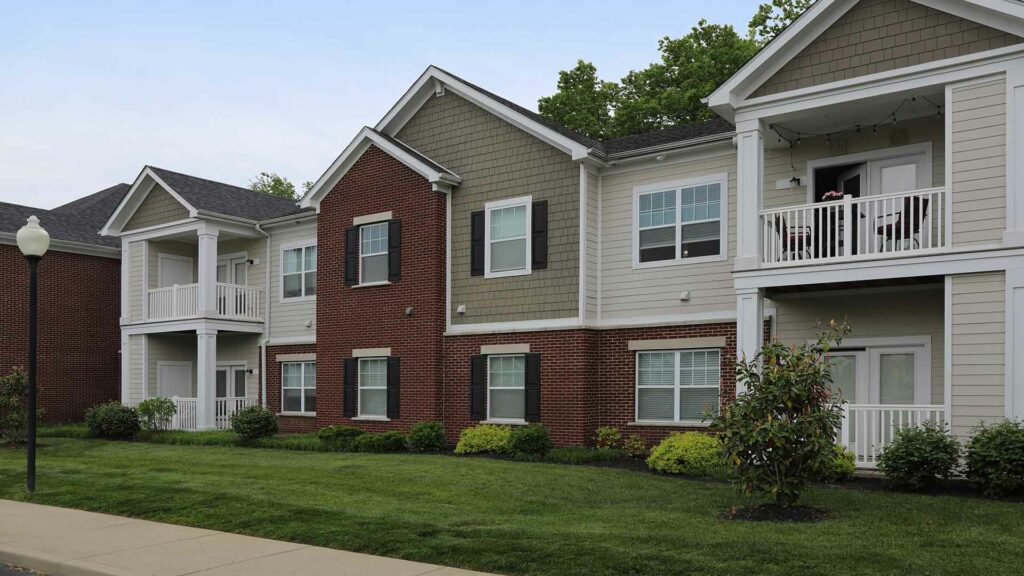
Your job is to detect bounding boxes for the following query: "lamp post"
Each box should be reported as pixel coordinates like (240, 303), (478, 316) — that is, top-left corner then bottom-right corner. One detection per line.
(16, 216), (49, 493)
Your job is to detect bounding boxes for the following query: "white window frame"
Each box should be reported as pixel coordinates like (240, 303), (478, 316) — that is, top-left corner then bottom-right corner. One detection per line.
(484, 195), (532, 279)
(805, 142), (933, 202)
(632, 174), (728, 269)
(357, 357), (389, 418)
(486, 354), (527, 423)
(279, 240), (317, 302)
(281, 361), (316, 415)
(634, 349), (721, 425)
(358, 222), (390, 286)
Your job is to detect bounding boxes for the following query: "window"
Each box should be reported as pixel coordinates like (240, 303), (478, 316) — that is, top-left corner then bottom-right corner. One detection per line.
(359, 223), (389, 284)
(635, 176), (726, 265)
(282, 244), (316, 299)
(488, 354), (525, 421)
(485, 196), (531, 278)
(636, 349), (720, 423)
(282, 361), (316, 413)
(358, 358), (388, 417)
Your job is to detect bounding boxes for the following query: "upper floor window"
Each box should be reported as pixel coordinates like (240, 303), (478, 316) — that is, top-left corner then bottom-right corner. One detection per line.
(485, 196), (531, 278)
(360, 222), (389, 284)
(345, 219), (401, 287)
(635, 174), (727, 267)
(281, 244), (316, 300)
(636, 349), (720, 423)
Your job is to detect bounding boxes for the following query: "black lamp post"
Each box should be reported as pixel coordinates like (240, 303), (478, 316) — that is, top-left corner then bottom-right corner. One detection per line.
(16, 215), (49, 493)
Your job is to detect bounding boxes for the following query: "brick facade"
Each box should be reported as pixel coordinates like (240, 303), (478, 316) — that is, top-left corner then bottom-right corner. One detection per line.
(0, 244), (121, 422)
(265, 343), (318, 433)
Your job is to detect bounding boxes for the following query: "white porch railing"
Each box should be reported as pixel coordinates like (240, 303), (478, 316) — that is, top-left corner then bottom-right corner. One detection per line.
(216, 283), (262, 321)
(169, 397), (198, 431)
(761, 187), (946, 266)
(147, 283), (262, 321)
(215, 396), (258, 430)
(165, 396), (258, 431)
(840, 403), (946, 468)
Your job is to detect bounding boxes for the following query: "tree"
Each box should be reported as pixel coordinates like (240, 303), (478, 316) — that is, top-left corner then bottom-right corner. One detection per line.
(750, 0), (815, 44)
(537, 61), (619, 140)
(250, 172), (298, 200)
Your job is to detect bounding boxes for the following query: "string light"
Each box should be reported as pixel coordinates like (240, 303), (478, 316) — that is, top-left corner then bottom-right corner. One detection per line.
(769, 96), (941, 146)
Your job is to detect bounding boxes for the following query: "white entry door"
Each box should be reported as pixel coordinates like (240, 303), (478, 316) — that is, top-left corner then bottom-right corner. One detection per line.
(158, 255), (193, 288)
(216, 365), (247, 398)
(869, 346), (930, 404)
(157, 362), (193, 398)
(217, 256), (247, 285)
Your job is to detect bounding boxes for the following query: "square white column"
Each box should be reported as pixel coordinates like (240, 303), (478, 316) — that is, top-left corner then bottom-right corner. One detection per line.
(197, 225), (219, 318)
(196, 328), (218, 430)
(735, 119), (765, 271)
(736, 287), (764, 395)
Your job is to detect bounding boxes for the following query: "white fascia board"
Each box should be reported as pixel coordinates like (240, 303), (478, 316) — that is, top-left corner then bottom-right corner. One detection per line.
(914, 0), (1024, 38)
(100, 166), (198, 236)
(0, 234), (120, 259)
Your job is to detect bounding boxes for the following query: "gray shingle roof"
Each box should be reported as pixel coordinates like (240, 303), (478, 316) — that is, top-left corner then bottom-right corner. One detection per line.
(0, 184), (129, 249)
(148, 167), (311, 221)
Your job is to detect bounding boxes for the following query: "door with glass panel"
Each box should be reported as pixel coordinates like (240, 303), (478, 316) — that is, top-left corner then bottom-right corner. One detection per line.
(217, 256), (248, 316)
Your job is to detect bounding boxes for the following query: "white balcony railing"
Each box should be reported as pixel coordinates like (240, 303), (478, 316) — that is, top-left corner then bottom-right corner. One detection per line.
(165, 396), (258, 431)
(761, 187), (946, 266)
(146, 283), (262, 321)
(169, 396), (198, 431)
(840, 403), (946, 468)
(216, 283), (262, 321)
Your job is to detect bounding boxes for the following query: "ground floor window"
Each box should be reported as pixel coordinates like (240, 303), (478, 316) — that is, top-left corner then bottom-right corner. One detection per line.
(636, 349), (720, 422)
(282, 361), (316, 413)
(358, 357), (388, 417)
(488, 354), (525, 421)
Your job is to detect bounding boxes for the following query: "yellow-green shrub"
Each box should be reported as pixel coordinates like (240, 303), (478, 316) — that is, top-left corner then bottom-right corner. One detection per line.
(454, 424), (512, 454)
(646, 432), (724, 475)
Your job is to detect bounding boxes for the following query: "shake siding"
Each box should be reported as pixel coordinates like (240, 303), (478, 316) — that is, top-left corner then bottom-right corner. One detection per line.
(146, 333), (197, 397)
(395, 92), (580, 324)
(951, 272), (1005, 435)
(124, 185), (189, 231)
(128, 241), (144, 322)
(951, 77), (1006, 247)
(752, 0), (1022, 97)
(128, 334), (145, 404)
(585, 169), (600, 320)
(599, 144), (737, 320)
(217, 333), (261, 398)
(772, 287), (945, 403)
(267, 219), (317, 342)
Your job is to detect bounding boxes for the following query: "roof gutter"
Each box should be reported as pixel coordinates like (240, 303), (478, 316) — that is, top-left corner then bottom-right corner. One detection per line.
(0, 233), (121, 259)
(605, 132), (736, 162)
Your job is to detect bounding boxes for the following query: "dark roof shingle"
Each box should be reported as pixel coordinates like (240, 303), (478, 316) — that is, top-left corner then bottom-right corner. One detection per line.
(148, 167), (311, 221)
(0, 183), (129, 249)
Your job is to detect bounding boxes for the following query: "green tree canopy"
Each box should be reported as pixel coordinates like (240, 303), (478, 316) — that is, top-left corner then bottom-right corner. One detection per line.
(250, 172), (298, 200)
(537, 61), (620, 140)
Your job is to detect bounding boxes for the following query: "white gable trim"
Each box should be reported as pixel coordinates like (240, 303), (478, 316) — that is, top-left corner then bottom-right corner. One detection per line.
(100, 167), (198, 236)
(299, 127), (462, 211)
(374, 66), (597, 161)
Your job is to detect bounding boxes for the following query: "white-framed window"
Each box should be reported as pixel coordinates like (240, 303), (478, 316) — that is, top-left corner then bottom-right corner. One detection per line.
(635, 349), (720, 423)
(634, 174), (728, 267)
(484, 196), (531, 278)
(358, 357), (388, 417)
(282, 361), (316, 413)
(281, 242), (317, 300)
(359, 222), (389, 285)
(488, 354), (525, 421)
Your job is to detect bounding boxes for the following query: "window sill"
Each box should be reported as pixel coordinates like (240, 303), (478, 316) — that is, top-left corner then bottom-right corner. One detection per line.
(484, 268), (531, 279)
(627, 420), (712, 428)
(278, 412), (316, 417)
(352, 281), (391, 289)
(352, 415), (390, 422)
(481, 419), (529, 426)
(280, 296), (316, 303)
(632, 254), (727, 270)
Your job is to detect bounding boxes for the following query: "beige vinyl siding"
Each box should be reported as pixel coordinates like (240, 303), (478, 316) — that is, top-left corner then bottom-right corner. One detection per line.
(147, 333), (198, 397)
(148, 240), (197, 289)
(599, 144), (737, 320)
(951, 272), (1005, 436)
(128, 335), (145, 405)
(124, 185), (190, 231)
(128, 241), (145, 322)
(396, 92), (580, 324)
(217, 333), (261, 398)
(268, 219), (317, 342)
(772, 286), (945, 404)
(951, 77), (1006, 247)
(219, 237), (265, 295)
(585, 169), (599, 321)
(753, 0), (1022, 97)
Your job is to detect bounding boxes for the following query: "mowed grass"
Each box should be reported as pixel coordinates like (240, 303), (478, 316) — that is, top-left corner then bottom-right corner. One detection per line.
(1, 439), (1022, 576)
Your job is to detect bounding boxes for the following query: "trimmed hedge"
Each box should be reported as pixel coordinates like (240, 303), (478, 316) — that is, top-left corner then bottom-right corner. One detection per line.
(454, 424), (513, 455)
(878, 422), (961, 491)
(966, 420), (1024, 497)
(85, 402), (141, 440)
(231, 406), (278, 441)
(647, 432), (726, 477)
(350, 431), (407, 453)
(408, 422), (446, 452)
(317, 425), (365, 450)
(508, 424), (553, 457)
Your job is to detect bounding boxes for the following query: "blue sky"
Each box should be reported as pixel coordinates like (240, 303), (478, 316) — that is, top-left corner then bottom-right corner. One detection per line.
(0, 0), (759, 208)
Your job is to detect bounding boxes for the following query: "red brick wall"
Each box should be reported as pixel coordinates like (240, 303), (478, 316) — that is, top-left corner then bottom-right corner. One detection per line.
(314, 144), (447, 433)
(265, 344), (318, 433)
(0, 244), (121, 422)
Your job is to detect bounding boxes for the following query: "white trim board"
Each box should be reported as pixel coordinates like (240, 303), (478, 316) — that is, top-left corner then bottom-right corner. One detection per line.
(101, 167), (199, 236)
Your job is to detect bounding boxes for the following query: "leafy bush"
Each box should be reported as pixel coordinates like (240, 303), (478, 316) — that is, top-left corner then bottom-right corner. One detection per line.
(965, 420), (1024, 497)
(137, 397), (177, 431)
(508, 424), (553, 456)
(817, 445), (857, 483)
(408, 422), (446, 452)
(454, 424), (513, 454)
(317, 425), (365, 450)
(349, 431), (407, 453)
(545, 446), (624, 465)
(85, 402), (141, 440)
(594, 426), (622, 450)
(646, 432), (724, 475)
(0, 370), (30, 444)
(878, 421), (961, 491)
(230, 406), (278, 441)
(622, 434), (648, 459)
(712, 322), (849, 507)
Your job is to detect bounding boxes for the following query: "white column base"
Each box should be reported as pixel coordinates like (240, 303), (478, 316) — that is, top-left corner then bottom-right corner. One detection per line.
(196, 329), (218, 430)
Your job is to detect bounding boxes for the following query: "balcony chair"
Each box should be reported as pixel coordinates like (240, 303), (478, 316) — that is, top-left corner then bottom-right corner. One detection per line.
(772, 214), (813, 261)
(874, 195), (929, 250)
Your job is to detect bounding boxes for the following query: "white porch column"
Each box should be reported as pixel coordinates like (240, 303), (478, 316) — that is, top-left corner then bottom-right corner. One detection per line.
(197, 224), (219, 318)
(1004, 63), (1024, 246)
(735, 118), (765, 271)
(196, 328), (218, 430)
(736, 287), (764, 394)
(120, 333), (131, 406)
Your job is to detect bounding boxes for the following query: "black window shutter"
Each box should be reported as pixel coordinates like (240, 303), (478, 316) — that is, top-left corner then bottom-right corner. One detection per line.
(470, 210), (485, 276)
(470, 355), (486, 420)
(345, 227), (359, 286)
(388, 219), (401, 281)
(525, 353), (541, 422)
(532, 201), (548, 270)
(386, 357), (400, 419)
(343, 358), (357, 417)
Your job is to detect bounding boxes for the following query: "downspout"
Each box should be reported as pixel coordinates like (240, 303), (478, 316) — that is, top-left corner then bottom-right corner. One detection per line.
(255, 221), (272, 409)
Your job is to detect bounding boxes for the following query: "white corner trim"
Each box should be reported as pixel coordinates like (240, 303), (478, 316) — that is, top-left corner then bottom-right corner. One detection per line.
(627, 337), (727, 351)
(353, 211), (393, 226)
(578, 164), (587, 323)
(275, 353), (316, 362)
(944, 274), (953, 429)
(480, 344), (530, 355)
(352, 347), (392, 358)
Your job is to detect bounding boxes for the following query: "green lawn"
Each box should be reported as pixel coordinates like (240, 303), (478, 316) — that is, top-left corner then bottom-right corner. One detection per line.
(0, 439), (1021, 576)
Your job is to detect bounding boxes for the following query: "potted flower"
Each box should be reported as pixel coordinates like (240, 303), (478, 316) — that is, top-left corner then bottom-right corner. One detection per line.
(821, 190), (844, 201)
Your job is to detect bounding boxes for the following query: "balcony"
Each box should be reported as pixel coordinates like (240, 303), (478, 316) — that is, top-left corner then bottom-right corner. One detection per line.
(840, 404), (946, 468)
(147, 283), (262, 322)
(760, 187), (947, 267)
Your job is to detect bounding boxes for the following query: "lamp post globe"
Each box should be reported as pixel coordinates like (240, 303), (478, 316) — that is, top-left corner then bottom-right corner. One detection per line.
(16, 215), (50, 257)
(16, 215), (47, 493)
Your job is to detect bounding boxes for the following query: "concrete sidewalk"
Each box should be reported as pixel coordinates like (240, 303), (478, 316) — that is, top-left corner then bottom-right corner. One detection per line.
(0, 500), (496, 576)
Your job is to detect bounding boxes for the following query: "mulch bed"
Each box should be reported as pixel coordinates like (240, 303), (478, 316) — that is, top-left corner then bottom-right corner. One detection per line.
(721, 503), (830, 523)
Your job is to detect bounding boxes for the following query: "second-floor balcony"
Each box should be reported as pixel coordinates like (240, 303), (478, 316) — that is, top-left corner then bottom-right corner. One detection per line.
(147, 282), (262, 322)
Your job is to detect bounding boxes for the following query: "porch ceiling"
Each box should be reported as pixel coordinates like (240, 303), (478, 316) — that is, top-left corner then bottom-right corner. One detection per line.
(765, 275), (943, 297)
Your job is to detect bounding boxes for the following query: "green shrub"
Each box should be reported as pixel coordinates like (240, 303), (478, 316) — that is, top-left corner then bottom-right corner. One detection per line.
(317, 425), (365, 450)
(0, 370), (31, 444)
(508, 424), (553, 456)
(454, 424), (513, 454)
(646, 432), (724, 476)
(878, 421), (961, 491)
(622, 434), (648, 459)
(230, 406), (278, 441)
(594, 426), (622, 451)
(545, 446), (624, 465)
(137, 397), (177, 431)
(966, 420), (1024, 497)
(349, 431), (407, 453)
(818, 445), (857, 483)
(408, 422), (446, 452)
(85, 402), (141, 440)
